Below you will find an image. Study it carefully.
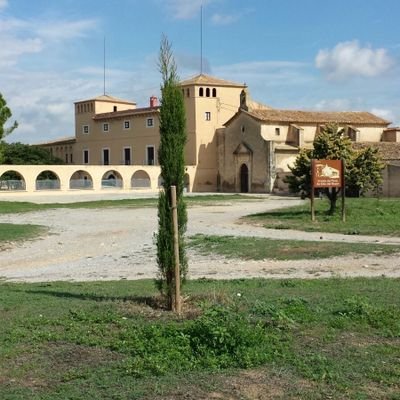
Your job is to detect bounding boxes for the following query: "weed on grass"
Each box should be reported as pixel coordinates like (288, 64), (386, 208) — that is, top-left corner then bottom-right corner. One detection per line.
(0, 194), (258, 215)
(188, 234), (400, 260)
(0, 223), (47, 243)
(0, 278), (400, 399)
(245, 197), (400, 236)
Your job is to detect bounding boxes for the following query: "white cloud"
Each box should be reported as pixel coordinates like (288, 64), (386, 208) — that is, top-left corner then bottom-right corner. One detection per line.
(314, 98), (353, 111)
(214, 60), (311, 86)
(163, 0), (215, 20)
(315, 40), (394, 80)
(0, 14), (98, 68)
(0, 0), (8, 11)
(35, 19), (98, 41)
(211, 13), (239, 25)
(370, 108), (395, 122)
(0, 37), (43, 67)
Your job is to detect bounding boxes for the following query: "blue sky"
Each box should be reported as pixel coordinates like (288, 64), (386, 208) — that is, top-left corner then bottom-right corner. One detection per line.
(1, 0), (399, 144)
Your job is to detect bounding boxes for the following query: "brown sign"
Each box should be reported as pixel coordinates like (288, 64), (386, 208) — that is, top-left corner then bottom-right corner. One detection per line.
(312, 159), (342, 188)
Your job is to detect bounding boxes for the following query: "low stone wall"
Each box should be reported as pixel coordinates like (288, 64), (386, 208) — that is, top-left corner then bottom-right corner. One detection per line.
(0, 165), (197, 195)
(382, 163), (400, 197)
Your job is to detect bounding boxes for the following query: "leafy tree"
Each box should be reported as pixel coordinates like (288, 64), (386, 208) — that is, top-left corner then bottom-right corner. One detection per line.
(155, 35), (188, 310)
(286, 123), (384, 214)
(346, 146), (384, 197)
(0, 93), (18, 163)
(2, 142), (64, 165)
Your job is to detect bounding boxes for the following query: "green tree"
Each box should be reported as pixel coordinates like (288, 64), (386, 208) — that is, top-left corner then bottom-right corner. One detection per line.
(155, 35), (188, 310)
(286, 123), (384, 214)
(346, 146), (384, 197)
(2, 142), (64, 165)
(0, 93), (18, 163)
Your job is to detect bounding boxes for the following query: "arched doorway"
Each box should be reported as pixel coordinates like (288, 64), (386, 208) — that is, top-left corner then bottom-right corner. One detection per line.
(240, 164), (249, 193)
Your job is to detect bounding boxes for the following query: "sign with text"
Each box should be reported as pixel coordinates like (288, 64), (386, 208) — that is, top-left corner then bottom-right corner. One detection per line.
(312, 159), (342, 188)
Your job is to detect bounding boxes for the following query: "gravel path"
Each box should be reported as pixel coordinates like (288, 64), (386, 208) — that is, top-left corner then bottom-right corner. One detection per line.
(1, 197), (399, 282)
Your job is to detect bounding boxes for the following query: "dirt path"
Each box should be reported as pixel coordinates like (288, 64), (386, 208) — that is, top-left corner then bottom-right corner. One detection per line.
(1, 198), (399, 282)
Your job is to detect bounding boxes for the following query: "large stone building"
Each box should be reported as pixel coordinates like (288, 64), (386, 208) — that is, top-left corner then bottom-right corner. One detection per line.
(39, 73), (400, 194)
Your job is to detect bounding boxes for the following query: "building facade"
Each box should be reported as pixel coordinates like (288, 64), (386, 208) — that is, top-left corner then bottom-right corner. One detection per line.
(38, 73), (400, 195)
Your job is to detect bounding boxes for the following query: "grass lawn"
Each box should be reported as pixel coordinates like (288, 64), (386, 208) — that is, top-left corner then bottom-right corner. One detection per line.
(1, 278), (399, 399)
(0, 194), (260, 215)
(0, 223), (46, 244)
(188, 234), (400, 260)
(245, 197), (400, 236)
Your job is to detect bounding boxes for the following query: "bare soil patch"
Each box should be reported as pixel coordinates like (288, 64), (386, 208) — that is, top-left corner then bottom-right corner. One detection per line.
(1, 199), (399, 282)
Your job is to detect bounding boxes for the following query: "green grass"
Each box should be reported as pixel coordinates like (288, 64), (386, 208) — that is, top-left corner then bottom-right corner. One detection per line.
(0, 194), (259, 214)
(0, 223), (46, 243)
(245, 197), (400, 236)
(1, 278), (399, 399)
(188, 234), (400, 260)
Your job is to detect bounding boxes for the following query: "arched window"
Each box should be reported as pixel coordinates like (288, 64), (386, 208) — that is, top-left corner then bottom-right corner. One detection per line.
(206, 88), (210, 97)
(212, 88), (217, 97)
(186, 88), (190, 97)
(199, 87), (204, 97)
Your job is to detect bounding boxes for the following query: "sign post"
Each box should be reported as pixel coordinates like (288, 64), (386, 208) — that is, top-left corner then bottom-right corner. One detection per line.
(311, 159), (345, 222)
(311, 160), (316, 222)
(170, 185), (181, 314)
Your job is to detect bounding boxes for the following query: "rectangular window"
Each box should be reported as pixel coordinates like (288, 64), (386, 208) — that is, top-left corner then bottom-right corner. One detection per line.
(82, 125), (89, 134)
(70, 153), (73, 163)
(83, 150), (89, 164)
(146, 146), (155, 165)
(124, 120), (130, 130)
(146, 118), (154, 127)
(103, 148), (110, 165)
(65, 154), (68, 163)
(275, 127), (280, 136)
(124, 147), (131, 165)
(103, 123), (109, 132)
(205, 112), (211, 121)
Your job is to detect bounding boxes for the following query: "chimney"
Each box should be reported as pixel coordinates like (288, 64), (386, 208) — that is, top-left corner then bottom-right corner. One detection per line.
(150, 96), (158, 108)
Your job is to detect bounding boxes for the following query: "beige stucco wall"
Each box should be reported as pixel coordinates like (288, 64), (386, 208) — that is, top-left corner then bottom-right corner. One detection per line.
(75, 112), (160, 166)
(260, 123), (385, 144)
(218, 113), (274, 192)
(181, 84), (244, 191)
(65, 82), (245, 192)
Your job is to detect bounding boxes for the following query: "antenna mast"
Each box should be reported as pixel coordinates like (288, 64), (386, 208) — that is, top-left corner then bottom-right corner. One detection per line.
(200, 5), (203, 74)
(103, 36), (106, 95)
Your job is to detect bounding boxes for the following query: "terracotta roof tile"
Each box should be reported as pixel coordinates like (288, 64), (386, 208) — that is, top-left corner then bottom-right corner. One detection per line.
(93, 106), (160, 120)
(75, 94), (136, 105)
(352, 142), (400, 161)
(179, 73), (246, 88)
(35, 136), (76, 146)
(247, 109), (390, 125)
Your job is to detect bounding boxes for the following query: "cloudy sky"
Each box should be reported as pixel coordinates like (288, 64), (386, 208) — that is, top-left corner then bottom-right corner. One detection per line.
(1, 0), (399, 144)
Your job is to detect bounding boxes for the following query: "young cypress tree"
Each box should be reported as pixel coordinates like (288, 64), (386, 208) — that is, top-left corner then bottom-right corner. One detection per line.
(155, 36), (187, 310)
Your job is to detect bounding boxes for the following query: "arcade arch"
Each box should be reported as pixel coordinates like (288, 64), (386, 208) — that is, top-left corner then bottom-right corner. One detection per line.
(131, 170), (151, 188)
(0, 170), (26, 191)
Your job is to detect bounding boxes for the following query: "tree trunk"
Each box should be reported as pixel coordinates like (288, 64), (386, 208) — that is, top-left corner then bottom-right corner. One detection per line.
(325, 188), (338, 215)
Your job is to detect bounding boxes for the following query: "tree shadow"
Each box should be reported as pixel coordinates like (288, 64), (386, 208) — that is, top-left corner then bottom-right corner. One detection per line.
(19, 289), (166, 310)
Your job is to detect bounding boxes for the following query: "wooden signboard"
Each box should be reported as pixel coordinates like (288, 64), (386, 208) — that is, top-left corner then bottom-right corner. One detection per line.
(311, 159), (345, 222)
(312, 160), (342, 188)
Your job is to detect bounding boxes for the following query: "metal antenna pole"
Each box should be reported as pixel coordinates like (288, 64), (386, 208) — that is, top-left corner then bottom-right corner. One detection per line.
(103, 36), (106, 95)
(200, 5), (203, 74)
